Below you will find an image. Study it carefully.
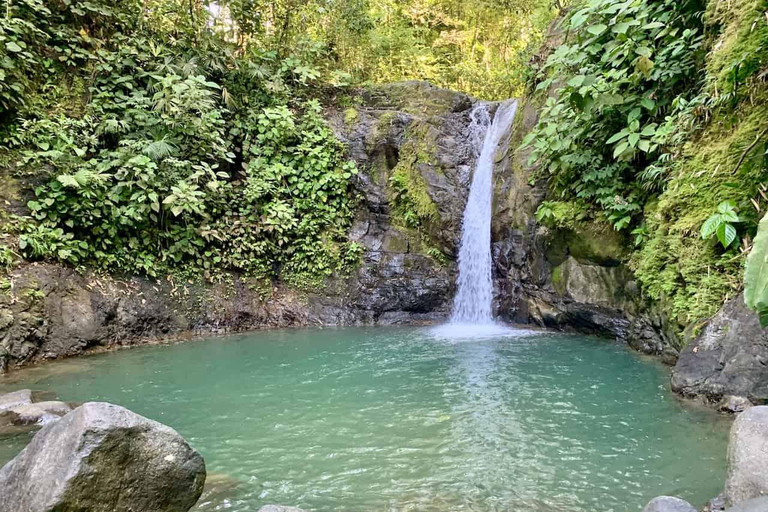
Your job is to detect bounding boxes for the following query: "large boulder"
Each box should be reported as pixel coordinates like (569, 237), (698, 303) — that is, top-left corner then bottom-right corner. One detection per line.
(672, 294), (768, 404)
(641, 496), (697, 512)
(725, 406), (768, 506)
(0, 402), (206, 512)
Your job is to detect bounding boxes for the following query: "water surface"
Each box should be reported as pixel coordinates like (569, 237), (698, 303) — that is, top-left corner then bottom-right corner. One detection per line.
(0, 327), (729, 512)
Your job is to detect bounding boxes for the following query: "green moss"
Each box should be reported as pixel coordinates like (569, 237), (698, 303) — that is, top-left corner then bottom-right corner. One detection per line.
(705, 0), (768, 96)
(388, 122), (441, 233)
(343, 107), (359, 126)
(551, 264), (566, 296)
(632, 100), (768, 327)
(365, 82), (465, 117)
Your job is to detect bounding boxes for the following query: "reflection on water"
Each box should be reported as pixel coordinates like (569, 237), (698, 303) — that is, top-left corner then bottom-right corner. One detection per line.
(0, 327), (731, 512)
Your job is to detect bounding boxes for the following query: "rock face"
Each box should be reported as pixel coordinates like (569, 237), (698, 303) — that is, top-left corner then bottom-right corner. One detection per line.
(641, 496), (698, 512)
(0, 402), (206, 512)
(672, 294), (768, 404)
(725, 406), (768, 506)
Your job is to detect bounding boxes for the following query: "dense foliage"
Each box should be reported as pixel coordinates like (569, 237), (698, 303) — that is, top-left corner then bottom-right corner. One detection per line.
(0, 0), (363, 285)
(526, 0), (768, 328)
(214, 0), (557, 99)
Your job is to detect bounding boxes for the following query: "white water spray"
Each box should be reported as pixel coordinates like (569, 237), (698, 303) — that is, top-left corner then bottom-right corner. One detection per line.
(450, 100), (518, 326)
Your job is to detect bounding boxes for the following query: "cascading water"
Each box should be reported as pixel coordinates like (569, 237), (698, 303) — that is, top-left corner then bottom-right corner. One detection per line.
(450, 99), (519, 327)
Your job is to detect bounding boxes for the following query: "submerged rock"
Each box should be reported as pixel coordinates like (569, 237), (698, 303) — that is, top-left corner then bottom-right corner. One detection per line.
(725, 406), (768, 506)
(672, 294), (768, 405)
(641, 496), (697, 512)
(0, 402), (206, 512)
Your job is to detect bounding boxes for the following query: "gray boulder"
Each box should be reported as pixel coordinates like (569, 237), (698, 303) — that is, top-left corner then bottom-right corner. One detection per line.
(0, 402), (206, 512)
(672, 294), (768, 404)
(725, 406), (768, 506)
(725, 497), (768, 511)
(641, 496), (697, 512)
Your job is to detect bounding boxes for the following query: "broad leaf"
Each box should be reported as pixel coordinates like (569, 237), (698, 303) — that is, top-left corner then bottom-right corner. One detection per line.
(716, 222), (737, 248)
(701, 214), (720, 239)
(587, 24), (608, 35)
(745, 213), (768, 327)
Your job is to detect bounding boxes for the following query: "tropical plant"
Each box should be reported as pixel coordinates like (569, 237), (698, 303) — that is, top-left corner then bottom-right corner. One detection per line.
(701, 201), (741, 248)
(745, 212), (768, 326)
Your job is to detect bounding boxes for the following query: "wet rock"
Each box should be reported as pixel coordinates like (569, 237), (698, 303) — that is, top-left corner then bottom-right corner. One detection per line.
(672, 294), (768, 404)
(725, 497), (768, 511)
(719, 396), (754, 414)
(0, 402), (206, 512)
(725, 406), (768, 506)
(258, 507), (308, 512)
(640, 496), (697, 512)
(0, 389), (32, 411)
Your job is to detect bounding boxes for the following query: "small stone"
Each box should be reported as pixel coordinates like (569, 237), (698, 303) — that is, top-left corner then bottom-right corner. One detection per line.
(725, 406), (768, 506)
(719, 395), (753, 414)
(641, 496), (697, 512)
(703, 493), (726, 512)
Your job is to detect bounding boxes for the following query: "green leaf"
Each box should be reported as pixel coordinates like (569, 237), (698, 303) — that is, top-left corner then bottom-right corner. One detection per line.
(637, 139), (651, 152)
(701, 214), (720, 239)
(745, 213), (768, 323)
(571, 9), (589, 27)
(5, 42), (22, 52)
(642, 21), (665, 30)
(641, 98), (656, 111)
(637, 56), (654, 75)
(606, 130), (628, 144)
(628, 133), (640, 147)
(635, 47), (653, 58)
(57, 174), (80, 188)
(587, 24), (608, 35)
(716, 222), (737, 248)
(613, 141), (629, 158)
(612, 22), (630, 34)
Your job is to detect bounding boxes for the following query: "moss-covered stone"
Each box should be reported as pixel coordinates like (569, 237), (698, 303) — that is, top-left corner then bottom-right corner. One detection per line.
(362, 81), (472, 118)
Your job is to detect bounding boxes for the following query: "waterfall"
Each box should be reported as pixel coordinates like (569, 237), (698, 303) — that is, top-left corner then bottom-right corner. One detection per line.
(450, 100), (518, 325)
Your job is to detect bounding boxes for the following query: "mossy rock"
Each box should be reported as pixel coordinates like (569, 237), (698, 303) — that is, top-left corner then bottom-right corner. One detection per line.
(362, 81), (472, 117)
(545, 222), (627, 267)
